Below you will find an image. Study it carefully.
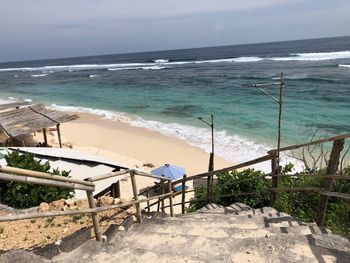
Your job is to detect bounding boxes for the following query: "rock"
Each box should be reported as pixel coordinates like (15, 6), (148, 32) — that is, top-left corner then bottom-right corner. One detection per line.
(64, 199), (76, 207)
(118, 226), (125, 231)
(97, 196), (114, 206)
(38, 202), (50, 212)
(126, 207), (136, 214)
(66, 205), (78, 211)
(131, 215), (137, 223)
(113, 198), (122, 205)
(75, 199), (90, 209)
(49, 199), (65, 211)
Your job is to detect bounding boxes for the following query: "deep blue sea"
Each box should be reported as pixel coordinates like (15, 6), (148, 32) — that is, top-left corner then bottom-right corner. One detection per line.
(0, 36), (349, 170)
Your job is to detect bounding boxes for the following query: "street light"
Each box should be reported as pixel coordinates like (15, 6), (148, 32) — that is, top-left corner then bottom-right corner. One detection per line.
(197, 114), (215, 172)
(197, 114), (215, 202)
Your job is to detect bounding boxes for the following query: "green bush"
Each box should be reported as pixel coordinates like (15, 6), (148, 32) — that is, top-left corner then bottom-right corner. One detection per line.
(0, 151), (73, 208)
(187, 168), (270, 212)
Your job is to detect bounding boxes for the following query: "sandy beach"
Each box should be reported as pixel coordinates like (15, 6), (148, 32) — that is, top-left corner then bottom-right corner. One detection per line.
(39, 113), (233, 175)
(30, 112), (234, 212)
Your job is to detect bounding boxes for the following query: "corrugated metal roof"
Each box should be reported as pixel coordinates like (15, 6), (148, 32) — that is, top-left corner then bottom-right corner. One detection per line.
(0, 147), (130, 199)
(7, 147), (128, 169)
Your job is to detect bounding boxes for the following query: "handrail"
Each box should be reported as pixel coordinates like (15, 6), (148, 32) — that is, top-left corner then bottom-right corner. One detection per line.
(172, 154), (273, 185)
(0, 192), (172, 222)
(0, 165), (95, 187)
(0, 172), (94, 191)
(268, 133), (350, 154)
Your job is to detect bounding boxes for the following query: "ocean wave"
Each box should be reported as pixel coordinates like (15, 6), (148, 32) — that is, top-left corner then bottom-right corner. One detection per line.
(1, 50), (348, 73)
(89, 74), (101, 78)
(154, 59), (169, 63)
(50, 104), (133, 123)
(31, 74), (47, 77)
(50, 103), (303, 172)
(108, 66), (167, 71)
(142, 66), (166, 70)
(270, 51), (350, 61)
(339, 64), (350, 68)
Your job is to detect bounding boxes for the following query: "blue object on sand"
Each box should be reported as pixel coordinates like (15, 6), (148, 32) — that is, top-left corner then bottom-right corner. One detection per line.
(174, 185), (188, 192)
(151, 164), (185, 181)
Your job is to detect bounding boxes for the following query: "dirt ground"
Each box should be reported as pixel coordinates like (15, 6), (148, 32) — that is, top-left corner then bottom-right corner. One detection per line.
(0, 207), (134, 251)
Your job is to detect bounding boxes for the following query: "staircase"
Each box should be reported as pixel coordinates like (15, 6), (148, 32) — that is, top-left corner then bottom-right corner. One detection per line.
(2, 203), (350, 262)
(51, 203), (350, 263)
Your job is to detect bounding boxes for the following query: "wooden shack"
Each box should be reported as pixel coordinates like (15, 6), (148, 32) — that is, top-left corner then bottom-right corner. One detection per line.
(0, 102), (78, 147)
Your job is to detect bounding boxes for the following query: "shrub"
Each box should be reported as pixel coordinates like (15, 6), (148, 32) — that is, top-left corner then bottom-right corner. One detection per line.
(0, 150), (73, 208)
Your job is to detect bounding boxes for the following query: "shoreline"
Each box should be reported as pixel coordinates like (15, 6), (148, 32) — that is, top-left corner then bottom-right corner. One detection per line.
(39, 112), (234, 176)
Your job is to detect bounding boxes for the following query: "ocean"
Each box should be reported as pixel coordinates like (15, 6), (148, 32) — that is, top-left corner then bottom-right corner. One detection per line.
(0, 36), (349, 171)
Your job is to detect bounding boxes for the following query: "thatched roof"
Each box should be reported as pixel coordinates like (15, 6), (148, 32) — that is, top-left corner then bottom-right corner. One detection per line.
(0, 104), (78, 138)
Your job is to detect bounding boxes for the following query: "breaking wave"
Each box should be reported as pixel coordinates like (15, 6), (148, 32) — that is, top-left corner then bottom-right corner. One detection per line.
(50, 103), (303, 172)
(339, 64), (350, 68)
(0, 50), (349, 73)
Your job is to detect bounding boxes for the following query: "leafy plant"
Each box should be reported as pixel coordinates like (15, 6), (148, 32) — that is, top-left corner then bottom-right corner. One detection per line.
(0, 150), (73, 208)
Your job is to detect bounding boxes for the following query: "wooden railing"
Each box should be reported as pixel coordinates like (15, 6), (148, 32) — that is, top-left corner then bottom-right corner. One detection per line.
(146, 133), (350, 226)
(0, 166), (173, 242)
(0, 133), (349, 243)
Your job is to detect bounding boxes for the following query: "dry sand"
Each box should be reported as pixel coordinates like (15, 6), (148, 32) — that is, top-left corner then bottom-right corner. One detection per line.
(30, 113), (234, 213)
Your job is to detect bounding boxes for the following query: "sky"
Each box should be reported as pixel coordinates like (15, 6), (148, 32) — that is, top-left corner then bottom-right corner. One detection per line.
(1, 0), (350, 62)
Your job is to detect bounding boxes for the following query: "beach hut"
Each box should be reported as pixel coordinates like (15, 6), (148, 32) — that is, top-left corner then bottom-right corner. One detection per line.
(0, 102), (78, 147)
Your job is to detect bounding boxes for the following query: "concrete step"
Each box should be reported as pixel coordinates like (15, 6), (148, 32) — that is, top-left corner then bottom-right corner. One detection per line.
(111, 230), (350, 263)
(156, 214), (313, 230)
(131, 222), (329, 239)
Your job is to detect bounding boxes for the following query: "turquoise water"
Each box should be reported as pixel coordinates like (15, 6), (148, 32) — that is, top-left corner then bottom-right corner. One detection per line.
(0, 36), (349, 170)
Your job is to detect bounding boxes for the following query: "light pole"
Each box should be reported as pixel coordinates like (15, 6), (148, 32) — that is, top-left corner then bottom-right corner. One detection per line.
(198, 114), (215, 171)
(251, 73), (284, 204)
(198, 114), (215, 202)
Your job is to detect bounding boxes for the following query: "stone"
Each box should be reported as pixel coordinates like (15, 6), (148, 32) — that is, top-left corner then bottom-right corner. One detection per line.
(131, 215), (137, 223)
(38, 202), (50, 212)
(64, 199), (76, 207)
(49, 199), (65, 211)
(113, 198), (122, 205)
(118, 226), (125, 231)
(75, 199), (90, 209)
(97, 196), (114, 206)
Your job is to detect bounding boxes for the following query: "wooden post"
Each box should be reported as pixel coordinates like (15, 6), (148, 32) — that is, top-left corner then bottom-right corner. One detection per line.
(316, 139), (344, 226)
(43, 128), (48, 146)
(161, 181), (165, 213)
(56, 124), (62, 148)
(130, 171), (142, 223)
(110, 182), (120, 198)
(146, 188), (150, 213)
(182, 174), (187, 214)
(168, 180), (173, 217)
(270, 152), (278, 205)
(86, 190), (102, 241)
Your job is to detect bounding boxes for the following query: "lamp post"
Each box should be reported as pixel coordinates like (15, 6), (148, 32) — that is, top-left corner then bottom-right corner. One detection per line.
(198, 114), (215, 202)
(251, 73), (284, 204)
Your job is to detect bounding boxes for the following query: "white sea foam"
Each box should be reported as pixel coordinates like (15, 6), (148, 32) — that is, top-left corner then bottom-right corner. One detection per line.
(154, 59), (169, 63)
(142, 66), (166, 70)
(50, 103), (303, 172)
(50, 104), (132, 123)
(89, 74), (101, 78)
(2, 50), (347, 73)
(270, 51), (350, 61)
(31, 74), (47, 77)
(339, 64), (350, 68)
(23, 98), (33, 102)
